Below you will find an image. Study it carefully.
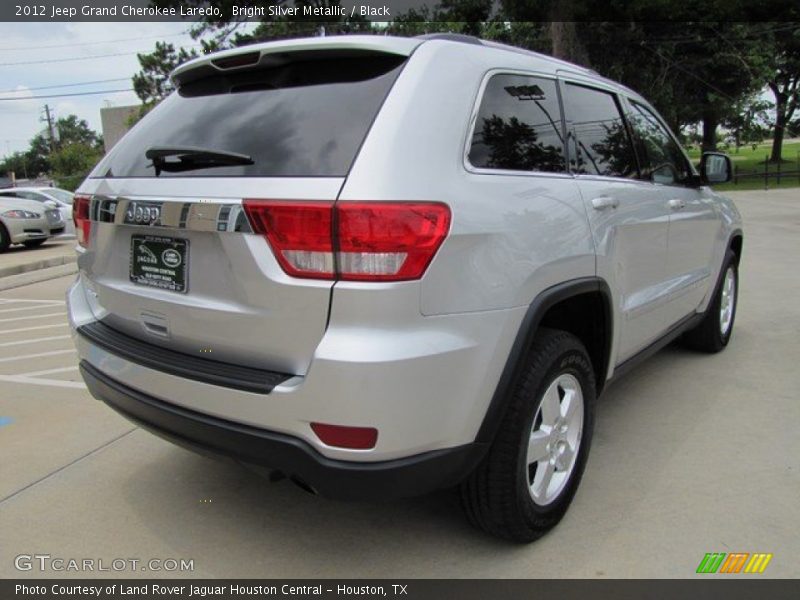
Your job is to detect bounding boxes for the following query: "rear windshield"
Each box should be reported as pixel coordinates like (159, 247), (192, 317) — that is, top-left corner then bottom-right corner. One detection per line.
(91, 54), (406, 179)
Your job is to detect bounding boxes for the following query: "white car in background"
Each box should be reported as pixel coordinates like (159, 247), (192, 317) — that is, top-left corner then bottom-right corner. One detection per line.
(0, 195), (65, 252)
(0, 187), (75, 236)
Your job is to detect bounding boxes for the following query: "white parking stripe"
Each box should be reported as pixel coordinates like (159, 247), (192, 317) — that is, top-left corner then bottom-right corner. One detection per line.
(0, 323), (69, 335)
(0, 304), (65, 314)
(0, 335), (71, 348)
(0, 349), (75, 363)
(0, 298), (66, 305)
(0, 374), (84, 389)
(18, 365), (78, 377)
(0, 313), (65, 323)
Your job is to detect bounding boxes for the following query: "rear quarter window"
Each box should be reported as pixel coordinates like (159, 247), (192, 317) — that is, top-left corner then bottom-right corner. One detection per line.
(91, 54), (406, 179)
(468, 74), (566, 173)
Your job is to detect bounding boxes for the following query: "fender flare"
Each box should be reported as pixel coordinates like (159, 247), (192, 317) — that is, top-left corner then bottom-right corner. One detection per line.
(475, 277), (613, 445)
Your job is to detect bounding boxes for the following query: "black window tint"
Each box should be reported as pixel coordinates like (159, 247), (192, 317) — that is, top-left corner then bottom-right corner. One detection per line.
(468, 74), (566, 173)
(91, 54), (406, 179)
(564, 84), (637, 179)
(629, 101), (690, 185)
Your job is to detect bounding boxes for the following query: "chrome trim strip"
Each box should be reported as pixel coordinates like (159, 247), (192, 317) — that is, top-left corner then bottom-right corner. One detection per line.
(88, 195), (253, 234)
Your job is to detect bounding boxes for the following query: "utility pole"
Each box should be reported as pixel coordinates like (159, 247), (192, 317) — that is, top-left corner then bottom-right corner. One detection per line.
(42, 104), (56, 151)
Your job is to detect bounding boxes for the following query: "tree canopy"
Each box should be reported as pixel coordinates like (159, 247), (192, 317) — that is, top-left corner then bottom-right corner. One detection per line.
(125, 3), (800, 161)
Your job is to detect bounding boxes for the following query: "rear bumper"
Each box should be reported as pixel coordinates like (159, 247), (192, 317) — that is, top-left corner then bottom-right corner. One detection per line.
(80, 360), (485, 499)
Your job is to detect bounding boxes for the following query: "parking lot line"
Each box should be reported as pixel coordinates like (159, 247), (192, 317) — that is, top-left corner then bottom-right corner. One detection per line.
(0, 374), (84, 389)
(0, 304), (65, 314)
(0, 427), (135, 506)
(0, 313), (65, 323)
(0, 335), (72, 348)
(0, 349), (75, 363)
(0, 323), (69, 335)
(0, 298), (66, 305)
(18, 365), (78, 377)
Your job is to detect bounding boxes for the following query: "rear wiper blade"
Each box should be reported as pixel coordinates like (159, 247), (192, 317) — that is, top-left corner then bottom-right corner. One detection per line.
(144, 146), (254, 175)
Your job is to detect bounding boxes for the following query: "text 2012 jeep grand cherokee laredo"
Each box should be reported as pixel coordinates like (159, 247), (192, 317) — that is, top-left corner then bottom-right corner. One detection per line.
(68, 34), (742, 542)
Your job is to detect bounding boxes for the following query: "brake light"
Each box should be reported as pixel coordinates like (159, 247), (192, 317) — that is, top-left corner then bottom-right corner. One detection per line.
(243, 200), (450, 282)
(73, 195), (91, 247)
(310, 422), (378, 449)
(244, 201), (333, 279)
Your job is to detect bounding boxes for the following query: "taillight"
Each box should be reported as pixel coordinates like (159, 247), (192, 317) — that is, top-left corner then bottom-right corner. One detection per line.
(244, 201), (334, 279)
(73, 195), (91, 248)
(243, 200), (450, 282)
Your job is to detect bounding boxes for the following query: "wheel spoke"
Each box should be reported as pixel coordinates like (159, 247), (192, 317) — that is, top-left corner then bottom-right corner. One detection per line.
(540, 384), (561, 426)
(556, 442), (576, 471)
(561, 388), (579, 422)
(527, 430), (550, 463)
(532, 460), (555, 500)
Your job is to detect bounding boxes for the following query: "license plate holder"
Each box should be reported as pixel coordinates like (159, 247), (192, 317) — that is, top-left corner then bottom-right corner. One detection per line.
(129, 235), (189, 293)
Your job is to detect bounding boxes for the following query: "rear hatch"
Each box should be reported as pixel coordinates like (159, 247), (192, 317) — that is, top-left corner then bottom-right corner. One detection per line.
(76, 43), (413, 376)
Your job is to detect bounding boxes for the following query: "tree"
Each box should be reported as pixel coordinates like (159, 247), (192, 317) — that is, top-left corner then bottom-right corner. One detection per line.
(132, 41), (199, 107)
(575, 22), (772, 151)
(0, 151), (30, 179)
(25, 133), (52, 177)
(55, 115), (103, 151)
(722, 96), (771, 152)
(50, 143), (102, 178)
(1, 114), (103, 180)
(763, 24), (800, 162)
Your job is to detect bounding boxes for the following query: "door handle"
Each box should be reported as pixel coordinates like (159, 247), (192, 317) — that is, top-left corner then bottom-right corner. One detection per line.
(667, 198), (686, 210)
(591, 196), (619, 210)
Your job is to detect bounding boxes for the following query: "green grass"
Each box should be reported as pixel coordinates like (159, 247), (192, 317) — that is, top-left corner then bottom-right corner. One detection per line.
(686, 140), (800, 191)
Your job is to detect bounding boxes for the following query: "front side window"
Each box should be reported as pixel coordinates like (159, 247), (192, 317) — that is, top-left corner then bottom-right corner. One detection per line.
(563, 83), (637, 179)
(628, 101), (691, 185)
(468, 74), (566, 173)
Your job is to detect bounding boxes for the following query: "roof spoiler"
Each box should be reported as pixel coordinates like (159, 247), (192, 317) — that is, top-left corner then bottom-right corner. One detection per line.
(170, 36), (422, 88)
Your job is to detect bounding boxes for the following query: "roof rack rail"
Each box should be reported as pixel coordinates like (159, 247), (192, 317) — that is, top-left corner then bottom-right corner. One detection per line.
(415, 33), (484, 46)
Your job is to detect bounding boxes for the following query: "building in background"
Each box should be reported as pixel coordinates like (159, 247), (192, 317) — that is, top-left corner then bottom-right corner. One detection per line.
(100, 105), (140, 153)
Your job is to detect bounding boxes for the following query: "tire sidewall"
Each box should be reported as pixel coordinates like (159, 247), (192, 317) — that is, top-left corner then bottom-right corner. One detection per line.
(0, 223), (9, 252)
(515, 344), (596, 526)
(714, 254), (738, 347)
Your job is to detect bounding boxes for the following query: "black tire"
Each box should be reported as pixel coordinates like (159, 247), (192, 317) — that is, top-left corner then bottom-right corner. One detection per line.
(682, 250), (738, 353)
(23, 239), (47, 249)
(461, 328), (596, 542)
(0, 223), (10, 253)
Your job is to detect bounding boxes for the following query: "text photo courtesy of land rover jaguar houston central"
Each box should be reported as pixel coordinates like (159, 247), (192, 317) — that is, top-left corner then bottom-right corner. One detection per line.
(67, 34), (742, 542)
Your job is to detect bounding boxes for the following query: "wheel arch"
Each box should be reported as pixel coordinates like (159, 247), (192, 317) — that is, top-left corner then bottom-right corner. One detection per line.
(728, 229), (743, 265)
(475, 277), (613, 445)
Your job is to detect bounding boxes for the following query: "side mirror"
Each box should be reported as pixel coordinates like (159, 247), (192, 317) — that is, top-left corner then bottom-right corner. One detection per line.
(700, 152), (732, 185)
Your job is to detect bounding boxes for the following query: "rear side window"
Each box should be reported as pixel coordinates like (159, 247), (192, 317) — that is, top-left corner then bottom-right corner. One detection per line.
(628, 101), (691, 185)
(468, 74), (566, 173)
(563, 84), (637, 179)
(91, 54), (406, 179)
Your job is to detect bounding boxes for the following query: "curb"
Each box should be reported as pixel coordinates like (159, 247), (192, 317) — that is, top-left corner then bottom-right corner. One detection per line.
(0, 262), (78, 292)
(0, 254), (77, 279)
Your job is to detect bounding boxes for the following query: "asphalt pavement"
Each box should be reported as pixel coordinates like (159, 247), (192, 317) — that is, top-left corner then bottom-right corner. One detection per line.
(0, 190), (797, 578)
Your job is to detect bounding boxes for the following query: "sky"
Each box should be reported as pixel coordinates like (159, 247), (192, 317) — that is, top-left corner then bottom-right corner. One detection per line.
(0, 22), (198, 158)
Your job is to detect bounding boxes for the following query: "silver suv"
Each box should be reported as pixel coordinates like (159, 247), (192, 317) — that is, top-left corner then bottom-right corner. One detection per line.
(68, 34), (742, 542)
